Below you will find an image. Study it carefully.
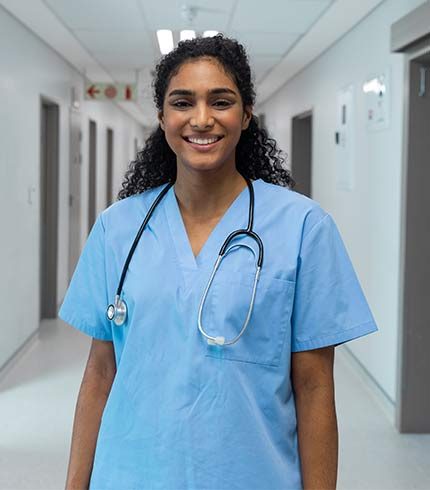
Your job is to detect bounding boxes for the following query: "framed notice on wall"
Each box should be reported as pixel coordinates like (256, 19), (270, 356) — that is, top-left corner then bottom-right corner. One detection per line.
(363, 68), (391, 131)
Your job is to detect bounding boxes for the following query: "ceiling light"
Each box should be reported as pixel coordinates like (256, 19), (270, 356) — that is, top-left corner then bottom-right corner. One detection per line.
(156, 29), (174, 54)
(203, 31), (219, 37)
(180, 30), (196, 41)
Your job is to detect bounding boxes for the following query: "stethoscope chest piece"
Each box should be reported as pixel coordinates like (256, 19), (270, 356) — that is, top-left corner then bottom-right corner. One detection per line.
(106, 294), (127, 326)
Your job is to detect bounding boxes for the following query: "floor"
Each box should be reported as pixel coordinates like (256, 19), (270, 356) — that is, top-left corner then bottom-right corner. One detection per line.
(0, 319), (429, 490)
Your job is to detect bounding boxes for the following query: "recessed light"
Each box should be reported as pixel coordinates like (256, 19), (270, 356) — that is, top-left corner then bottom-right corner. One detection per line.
(180, 30), (196, 41)
(156, 30), (174, 54)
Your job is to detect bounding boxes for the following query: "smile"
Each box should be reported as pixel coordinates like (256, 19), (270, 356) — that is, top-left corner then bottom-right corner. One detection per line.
(182, 135), (224, 150)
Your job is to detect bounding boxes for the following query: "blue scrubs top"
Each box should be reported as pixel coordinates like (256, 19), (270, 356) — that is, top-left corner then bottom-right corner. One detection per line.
(59, 178), (378, 490)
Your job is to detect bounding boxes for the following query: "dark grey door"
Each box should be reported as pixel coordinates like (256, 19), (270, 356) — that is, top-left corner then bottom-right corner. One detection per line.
(291, 111), (312, 197)
(106, 128), (114, 207)
(88, 120), (97, 233)
(40, 100), (59, 319)
(398, 52), (430, 433)
(68, 110), (82, 279)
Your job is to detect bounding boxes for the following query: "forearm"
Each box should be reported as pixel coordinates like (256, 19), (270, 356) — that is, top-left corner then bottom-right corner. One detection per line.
(65, 371), (114, 490)
(294, 386), (338, 490)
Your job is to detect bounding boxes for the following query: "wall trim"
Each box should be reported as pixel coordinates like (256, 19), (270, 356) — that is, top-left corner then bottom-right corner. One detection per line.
(336, 345), (395, 426)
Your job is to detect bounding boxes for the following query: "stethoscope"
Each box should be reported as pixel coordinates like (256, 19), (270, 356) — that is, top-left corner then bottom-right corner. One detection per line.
(106, 176), (264, 347)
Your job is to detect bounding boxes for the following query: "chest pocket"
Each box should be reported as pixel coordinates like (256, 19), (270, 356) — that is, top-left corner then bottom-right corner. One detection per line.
(201, 266), (295, 367)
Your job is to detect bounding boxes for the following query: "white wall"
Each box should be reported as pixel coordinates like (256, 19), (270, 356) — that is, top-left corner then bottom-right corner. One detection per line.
(257, 0), (427, 403)
(0, 7), (144, 370)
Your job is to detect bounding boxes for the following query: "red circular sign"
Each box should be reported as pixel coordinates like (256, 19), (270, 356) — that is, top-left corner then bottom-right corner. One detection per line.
(104, 85), (117, 99)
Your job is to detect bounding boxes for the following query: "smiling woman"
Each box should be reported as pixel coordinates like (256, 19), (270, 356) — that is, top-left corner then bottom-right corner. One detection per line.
(117, 35), (294, 199)
(59, 34), (379, 490)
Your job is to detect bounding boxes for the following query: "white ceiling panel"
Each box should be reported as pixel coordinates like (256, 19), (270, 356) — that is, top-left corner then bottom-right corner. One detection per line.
(231, 31), (301, 57)
(251, 55), (283, 82)
(74, 30), (153, 56)
(231, 0), (333, 33)
(94, 52), (153, 69)
(43, 0), (146, 31)
(109, 68), (143, 83)
(139, 0), (234, 31)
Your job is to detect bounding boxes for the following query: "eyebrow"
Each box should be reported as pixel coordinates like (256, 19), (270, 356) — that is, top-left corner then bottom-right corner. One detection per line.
(167, 87), (237, 97)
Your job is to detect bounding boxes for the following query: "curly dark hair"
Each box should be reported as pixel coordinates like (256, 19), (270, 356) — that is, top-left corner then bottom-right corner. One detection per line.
(117, 34), (295, 199)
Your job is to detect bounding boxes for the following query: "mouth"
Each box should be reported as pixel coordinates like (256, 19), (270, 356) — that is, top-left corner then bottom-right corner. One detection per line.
(182, 135), (224, 150)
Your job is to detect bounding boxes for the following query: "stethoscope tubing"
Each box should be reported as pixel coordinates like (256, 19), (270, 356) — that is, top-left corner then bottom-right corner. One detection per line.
(107, 176), (264, 346)
(116, 181), (174, 297)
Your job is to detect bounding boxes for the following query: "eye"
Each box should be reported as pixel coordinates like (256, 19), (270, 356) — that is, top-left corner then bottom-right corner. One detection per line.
(213, 100), (232, 107)
(171, 100), (191, 108)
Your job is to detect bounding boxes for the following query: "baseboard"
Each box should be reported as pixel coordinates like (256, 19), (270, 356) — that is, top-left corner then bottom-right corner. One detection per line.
(0, 328), (39, 386)
(336, 345), (396, 426)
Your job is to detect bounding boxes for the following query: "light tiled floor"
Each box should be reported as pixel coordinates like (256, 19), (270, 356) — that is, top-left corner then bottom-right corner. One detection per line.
(0, 319), (429, 490)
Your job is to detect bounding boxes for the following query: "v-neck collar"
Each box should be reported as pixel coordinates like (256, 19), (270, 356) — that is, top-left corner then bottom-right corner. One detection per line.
(164, 179), (260, 271)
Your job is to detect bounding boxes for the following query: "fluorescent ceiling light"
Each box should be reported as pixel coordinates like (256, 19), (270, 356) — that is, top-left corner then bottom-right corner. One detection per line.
(203, 30), (219, 37)
(156, 29), (174, 54)
(180, 30), (196, 41)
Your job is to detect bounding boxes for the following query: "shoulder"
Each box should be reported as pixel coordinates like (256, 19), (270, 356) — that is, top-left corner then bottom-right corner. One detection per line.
(100, 184), (167, 230)
(257, 179), (328, 235)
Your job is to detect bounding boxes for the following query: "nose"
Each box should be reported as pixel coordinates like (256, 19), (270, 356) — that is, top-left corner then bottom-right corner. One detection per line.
(190, 102), (214, 129)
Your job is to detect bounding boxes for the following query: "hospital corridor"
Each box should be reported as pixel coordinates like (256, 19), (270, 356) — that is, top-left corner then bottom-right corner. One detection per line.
(1, 1), (430, 489)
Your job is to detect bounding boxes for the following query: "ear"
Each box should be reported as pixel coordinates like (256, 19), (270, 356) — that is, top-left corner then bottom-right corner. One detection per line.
(158, 111), (165, 131)
(242, 105), (253, 131)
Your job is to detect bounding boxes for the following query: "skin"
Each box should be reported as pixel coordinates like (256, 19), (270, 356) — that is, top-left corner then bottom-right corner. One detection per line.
(158, 57), (253, 257)
(65, 339), (116, 490)
(292, 346), (338, 489)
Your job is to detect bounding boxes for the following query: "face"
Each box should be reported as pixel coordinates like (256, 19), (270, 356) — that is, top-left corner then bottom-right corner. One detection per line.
(158, 57), (252, 174)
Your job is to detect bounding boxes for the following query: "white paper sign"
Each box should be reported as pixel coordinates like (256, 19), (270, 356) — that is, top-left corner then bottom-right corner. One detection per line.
(363, 68), (390, 131)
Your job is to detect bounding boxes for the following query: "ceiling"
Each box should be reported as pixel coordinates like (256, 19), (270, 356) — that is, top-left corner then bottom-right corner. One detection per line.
(0, 0), (384, 127)
(43, 0), (333, 83)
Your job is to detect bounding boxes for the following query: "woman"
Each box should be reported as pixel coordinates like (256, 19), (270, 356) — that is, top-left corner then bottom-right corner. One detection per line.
(60, 34), (378, 489)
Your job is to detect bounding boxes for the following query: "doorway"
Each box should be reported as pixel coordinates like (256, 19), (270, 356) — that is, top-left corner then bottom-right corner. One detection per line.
(397, 47), (430, 433)
(291, 111), (312, 197)
(88, 120), (97, 233)
(106, 128), (114, 207)
(68, 110), (82, 279)
(40, 99), (59, 319)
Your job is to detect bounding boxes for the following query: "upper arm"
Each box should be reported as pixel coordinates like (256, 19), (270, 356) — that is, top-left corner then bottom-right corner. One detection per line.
(291, 345), (335, 393)
(291, 212), (378, 352)
(58, 214), (113, 341)
(85, 338), (117, 382)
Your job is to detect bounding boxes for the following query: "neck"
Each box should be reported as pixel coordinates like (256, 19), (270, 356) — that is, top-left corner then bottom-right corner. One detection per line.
(173, 166), (248, 221)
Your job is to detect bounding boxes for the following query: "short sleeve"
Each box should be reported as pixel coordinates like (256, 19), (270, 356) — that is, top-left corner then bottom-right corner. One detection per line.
(291, 212), (378, 352)
(58, 213), (113, 341)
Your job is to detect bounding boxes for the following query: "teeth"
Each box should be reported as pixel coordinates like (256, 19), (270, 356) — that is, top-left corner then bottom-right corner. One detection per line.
(188, 137), (220, 145)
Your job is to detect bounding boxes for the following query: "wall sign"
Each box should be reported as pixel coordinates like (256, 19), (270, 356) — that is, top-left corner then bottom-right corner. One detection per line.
(363, 68), (391, 131)
(85, 83), (137, 101)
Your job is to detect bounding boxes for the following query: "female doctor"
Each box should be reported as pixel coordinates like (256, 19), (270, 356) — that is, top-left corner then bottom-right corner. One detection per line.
(60, 35), (378, 490)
